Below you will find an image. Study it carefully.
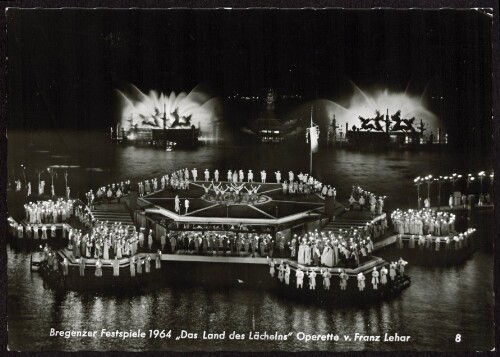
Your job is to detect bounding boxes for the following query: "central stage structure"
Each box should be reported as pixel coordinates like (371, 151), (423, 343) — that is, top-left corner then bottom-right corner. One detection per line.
(135, 182), (343, 244)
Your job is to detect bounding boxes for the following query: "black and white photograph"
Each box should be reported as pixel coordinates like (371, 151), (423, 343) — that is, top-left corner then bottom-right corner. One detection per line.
(3, 4), (497, 352)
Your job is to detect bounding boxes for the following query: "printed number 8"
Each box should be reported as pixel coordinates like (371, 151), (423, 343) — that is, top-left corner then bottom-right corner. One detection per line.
(455, 334), (461, 343)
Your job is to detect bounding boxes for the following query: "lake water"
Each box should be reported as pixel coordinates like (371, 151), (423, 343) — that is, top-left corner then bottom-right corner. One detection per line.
(6, 131), (494, 351)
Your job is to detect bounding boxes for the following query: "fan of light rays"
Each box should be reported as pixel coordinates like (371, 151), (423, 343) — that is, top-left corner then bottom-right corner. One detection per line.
(320, 83), (441, 133)
(116, 83), (221, 135)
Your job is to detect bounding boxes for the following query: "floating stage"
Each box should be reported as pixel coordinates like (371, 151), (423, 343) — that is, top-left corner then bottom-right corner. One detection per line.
(18, 178), (484, 301)
(374, 230), (478, 266)
(35, 251), (412, 305)
(136, 181), (339, 226)
(37, 247), (411, 303)
(270, 257), (411, 304)
(37, 248), (273, 292)
(36, 183), (343, 293)
(7, 220), (73, 250)
(31, 181), (413, 304)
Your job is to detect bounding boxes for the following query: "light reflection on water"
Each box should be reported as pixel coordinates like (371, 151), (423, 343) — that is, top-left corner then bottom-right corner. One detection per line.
(6, 131), (494, 351)
(7, 247), (494, 352)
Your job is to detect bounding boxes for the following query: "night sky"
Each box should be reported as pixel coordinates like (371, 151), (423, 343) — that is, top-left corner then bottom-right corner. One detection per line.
(6, 8), (493, 149)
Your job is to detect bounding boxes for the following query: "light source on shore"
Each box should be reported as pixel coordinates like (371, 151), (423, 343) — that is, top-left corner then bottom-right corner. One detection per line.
(466, 174), (475, 195)
(35, 168), (45, 192)
(449, 173), (463, 193)
(47, 167), (57, 197)
(489, 171), (494, 196)
(424, 175), (433, 201)
(434, 176), (445, 209)
(478, 171), (485, 195)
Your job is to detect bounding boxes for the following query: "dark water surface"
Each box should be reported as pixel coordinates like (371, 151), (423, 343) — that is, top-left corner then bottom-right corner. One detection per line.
(6, 131), (494, 351)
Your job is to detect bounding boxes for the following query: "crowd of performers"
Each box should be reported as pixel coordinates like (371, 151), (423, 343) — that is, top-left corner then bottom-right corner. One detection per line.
(24, 199), (75, 224)
(348, 185), (386, 215)
(163, 230), (275, 257)
(86, 180), (131, 207)
(268, 257), (408, 292)
(81, 167), (339, 218)
(68, 222), (155, 260)
(86, 167), (336, 205)
(40, 216), (389, 264)
(288, 225), (386, 269)
(16, 201), (93, 240)
(395, 228), (476, 251)
(29, 167), (394, 280)
(198, 182), (262, 204)
(17, 199), (76, 239)
(154, 219), (388, 261)
(59, 220), (163, 277)
(280, 172), (335, 199)
(391, 208), (456, 236)
(41, 242), (162, 278)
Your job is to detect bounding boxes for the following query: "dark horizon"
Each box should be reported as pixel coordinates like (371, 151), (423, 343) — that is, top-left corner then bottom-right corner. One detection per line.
(6, 8), (493, 151)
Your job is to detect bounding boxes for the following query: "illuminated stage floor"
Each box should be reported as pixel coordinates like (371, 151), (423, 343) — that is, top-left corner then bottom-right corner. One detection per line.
(139, 182), (335, 221)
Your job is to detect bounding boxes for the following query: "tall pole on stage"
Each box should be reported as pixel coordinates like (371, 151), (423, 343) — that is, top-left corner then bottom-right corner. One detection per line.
(163, 102), (167, 150)
(310, 106), (313, 176)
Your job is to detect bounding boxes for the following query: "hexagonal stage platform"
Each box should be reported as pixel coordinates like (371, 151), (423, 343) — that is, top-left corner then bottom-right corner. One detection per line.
(137, 181), (341, 229)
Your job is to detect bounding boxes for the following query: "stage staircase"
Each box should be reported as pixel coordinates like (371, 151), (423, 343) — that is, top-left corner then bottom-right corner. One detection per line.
(322, 207), (377, 235)
(91, 203), (134, 227)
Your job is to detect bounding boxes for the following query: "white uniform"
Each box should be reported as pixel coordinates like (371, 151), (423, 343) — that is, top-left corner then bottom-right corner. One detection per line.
(357, 272), (366, 291)
(296, 270), (304, 288)
(175, 196), (180, 213)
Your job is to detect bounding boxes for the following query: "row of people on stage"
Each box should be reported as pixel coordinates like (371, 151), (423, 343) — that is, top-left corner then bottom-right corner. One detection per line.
(101, 167), (339, 200)
(49, 250), (163, 278)
(73, 251), (163, 277)
(162, 230), (277, 257)
(281, 172), (333, 200)
(88, 180), (131, 205)
(16, 204), (91, 239)
(269, 258), (408, 291)
(199, 182), (262, 204)
(43, 245), (68, 274)
(391, 208), (456, 236)
(280, 180), (329, 198)
(396, 228), (476, 251)
(24, 199), (75, 224)
(74, 204), (94, 227)
(69, 222), (154, 260)
(288, 218), (388, 267)
(165, 168), (329, 187)
(349, 187), (385, 215)
(17, 223), (61, 239)
(290, 229), (376, 269)
(139, 172), (188, 197)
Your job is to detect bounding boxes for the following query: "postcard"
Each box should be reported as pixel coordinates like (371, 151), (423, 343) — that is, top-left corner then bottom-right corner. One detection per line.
(4, 5), (495, 352)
